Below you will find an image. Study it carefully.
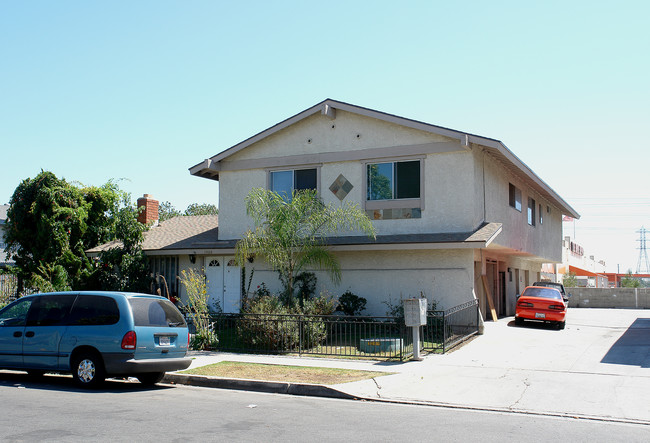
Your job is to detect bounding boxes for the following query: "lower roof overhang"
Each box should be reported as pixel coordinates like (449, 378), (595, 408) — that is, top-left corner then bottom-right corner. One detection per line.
(142, 222), (503, 256)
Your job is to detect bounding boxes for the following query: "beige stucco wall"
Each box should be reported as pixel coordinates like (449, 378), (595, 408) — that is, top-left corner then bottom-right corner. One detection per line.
(225, 110), (450, 162)
(218, 110), (480, 239)
(244, 249), (476, 316)
(481, 151), (563, 262)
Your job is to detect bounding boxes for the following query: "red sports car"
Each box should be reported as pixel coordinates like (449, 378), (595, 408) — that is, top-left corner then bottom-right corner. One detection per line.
(515, 286), (566, 329)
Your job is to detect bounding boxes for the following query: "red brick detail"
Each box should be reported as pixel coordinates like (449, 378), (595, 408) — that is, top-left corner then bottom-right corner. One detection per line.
(137, 194), (159, 225)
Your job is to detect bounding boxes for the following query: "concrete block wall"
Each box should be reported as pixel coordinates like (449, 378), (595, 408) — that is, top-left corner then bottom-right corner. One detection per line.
(567, 287), (650, 309)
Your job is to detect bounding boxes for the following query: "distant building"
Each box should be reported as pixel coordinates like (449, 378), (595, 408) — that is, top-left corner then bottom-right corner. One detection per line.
(543, 236), (608, 287)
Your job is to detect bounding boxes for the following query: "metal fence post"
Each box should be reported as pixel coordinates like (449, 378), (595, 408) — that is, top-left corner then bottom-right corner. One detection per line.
(299, 315), (303, 356)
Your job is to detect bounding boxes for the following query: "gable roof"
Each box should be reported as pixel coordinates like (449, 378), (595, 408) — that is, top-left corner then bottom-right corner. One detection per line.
(86, 215), (221, 256)
(189, 99), (579, 219)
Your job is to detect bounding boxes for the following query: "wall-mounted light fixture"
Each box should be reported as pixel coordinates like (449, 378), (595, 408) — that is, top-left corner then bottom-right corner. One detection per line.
(189, 254), (196, 264)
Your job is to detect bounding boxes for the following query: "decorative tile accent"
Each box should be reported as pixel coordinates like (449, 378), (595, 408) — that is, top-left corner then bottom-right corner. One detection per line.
(365, 208), (422, 220)
(329, 174), (353, 201)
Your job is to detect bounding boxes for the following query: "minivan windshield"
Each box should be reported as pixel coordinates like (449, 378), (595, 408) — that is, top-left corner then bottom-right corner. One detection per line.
(129, 298), (186, 327)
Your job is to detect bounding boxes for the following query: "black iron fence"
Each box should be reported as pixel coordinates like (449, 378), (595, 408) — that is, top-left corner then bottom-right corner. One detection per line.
(0, 274), (19, 304)
(424, 299), (480, 353)
(186, 299), (480, 360)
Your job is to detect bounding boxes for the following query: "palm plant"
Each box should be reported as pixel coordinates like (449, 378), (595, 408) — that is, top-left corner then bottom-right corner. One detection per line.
(236, 188), (376, 306)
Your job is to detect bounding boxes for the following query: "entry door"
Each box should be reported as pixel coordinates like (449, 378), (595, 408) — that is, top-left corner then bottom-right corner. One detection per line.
(205, 257), (241, 314)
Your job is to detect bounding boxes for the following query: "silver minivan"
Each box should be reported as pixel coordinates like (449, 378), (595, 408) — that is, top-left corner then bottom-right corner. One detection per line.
(0, 291), (191, 387)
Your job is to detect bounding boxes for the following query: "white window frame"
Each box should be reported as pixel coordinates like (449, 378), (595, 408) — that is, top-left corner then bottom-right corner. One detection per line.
(362, 156), (425, 211)
(266, 165), (321, 195)
(509, 183), (522, 212)
(528, 197), (536, 226)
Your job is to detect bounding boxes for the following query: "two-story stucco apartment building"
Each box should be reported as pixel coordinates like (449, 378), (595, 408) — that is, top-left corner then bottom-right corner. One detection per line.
(187, 99), (579, 320)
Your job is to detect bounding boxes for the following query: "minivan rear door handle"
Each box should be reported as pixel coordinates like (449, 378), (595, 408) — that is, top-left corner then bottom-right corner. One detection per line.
(25, 331), (35, 338)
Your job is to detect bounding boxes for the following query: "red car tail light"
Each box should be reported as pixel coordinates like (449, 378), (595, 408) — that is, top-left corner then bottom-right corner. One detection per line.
(518, 301), (534, 307)
(121, 331), (137, 350)
(549, 304), (565, 311)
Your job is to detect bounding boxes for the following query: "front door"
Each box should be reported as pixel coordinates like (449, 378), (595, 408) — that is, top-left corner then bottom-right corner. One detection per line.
(205, 256), (241, 314)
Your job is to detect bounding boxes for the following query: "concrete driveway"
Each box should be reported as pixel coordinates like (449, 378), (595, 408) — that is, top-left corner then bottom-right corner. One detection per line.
(339, 308), (650, 423)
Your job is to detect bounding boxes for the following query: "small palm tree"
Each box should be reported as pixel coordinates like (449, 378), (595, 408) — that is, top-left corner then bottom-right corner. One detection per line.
(236, 188), (376, 305)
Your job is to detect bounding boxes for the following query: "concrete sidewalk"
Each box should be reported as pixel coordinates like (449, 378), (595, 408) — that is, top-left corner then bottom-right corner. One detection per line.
(167, 309), (650, 424)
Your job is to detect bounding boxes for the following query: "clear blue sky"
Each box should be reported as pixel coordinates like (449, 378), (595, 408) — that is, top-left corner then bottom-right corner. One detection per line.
(1, 1), (648, 272)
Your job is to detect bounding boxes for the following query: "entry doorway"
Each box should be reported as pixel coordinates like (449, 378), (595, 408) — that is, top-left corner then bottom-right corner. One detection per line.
(205, 256), (241, 314)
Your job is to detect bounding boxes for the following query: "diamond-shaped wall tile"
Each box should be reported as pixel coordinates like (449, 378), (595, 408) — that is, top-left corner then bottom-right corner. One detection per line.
(329, 174), (353, 201)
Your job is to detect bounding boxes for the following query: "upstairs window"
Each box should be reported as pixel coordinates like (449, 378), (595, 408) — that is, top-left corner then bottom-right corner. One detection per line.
(367, 160), (420, 201)
(528, 197), (536, 226)
(269, 168), (318, 199)
(509, 183), (522, 212)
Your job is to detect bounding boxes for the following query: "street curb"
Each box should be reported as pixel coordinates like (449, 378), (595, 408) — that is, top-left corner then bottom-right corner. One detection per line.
(164, 373), (650, 426)
(163, 373), (359, 400)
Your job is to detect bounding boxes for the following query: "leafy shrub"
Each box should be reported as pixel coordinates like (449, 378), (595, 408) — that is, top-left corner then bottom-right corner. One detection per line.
(336, 291), (367, 316)
(237, 291), (336, 351)
(179, 268), (218, 350)
(238, 295), (299, 350)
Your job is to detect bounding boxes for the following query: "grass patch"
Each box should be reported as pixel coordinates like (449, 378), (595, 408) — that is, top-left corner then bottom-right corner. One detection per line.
(180, 361), (392, 385)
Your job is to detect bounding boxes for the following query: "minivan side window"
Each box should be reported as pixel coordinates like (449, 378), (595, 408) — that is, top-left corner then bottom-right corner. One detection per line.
(129, 298), (186, 327)
(0, 298), (33, 327)
(26, 295), (77, 327)
(68, 295), (120, 326)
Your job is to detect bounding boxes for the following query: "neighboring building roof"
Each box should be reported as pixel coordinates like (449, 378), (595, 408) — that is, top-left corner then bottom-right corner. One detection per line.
(86, 215), (220, 256)
(189, 99), (579, 219)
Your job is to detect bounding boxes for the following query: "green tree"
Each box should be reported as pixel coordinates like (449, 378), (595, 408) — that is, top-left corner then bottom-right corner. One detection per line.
(562, 272), (578, 288)
(158, 201), (182, 222)
(5, 171), (149, 292)
(5, 171), (122, 290)
(159, 201), (219, 222)
(235, 188), (376, 306)
(184, 203), (218, 216)
(95, 192), (150, 292)
(620, 270), (641, 288)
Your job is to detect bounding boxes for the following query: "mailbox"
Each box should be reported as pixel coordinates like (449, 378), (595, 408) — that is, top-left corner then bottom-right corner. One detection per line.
(403, 298), (427, 327)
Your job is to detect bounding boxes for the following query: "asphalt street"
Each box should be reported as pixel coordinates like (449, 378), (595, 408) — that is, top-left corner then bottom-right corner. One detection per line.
(0, 374), (648, 442)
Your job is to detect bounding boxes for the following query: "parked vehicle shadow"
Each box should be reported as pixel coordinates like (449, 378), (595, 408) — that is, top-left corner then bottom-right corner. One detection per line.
(0, 370), (175, 393)
(601, 318), (650, 368)
(506, 320), (562, 330)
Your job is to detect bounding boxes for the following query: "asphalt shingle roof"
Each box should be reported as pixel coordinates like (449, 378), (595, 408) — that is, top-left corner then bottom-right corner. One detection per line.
(86, 215), (220, 253)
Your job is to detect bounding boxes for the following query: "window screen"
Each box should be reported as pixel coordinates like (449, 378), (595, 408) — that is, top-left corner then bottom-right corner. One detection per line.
(294, 168), (317, 191)
(270, 168), (317, 199)
(395, 161), (420, 199)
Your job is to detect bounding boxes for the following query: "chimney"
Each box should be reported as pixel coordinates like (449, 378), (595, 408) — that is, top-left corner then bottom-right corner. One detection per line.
(137, 194), (159, 225)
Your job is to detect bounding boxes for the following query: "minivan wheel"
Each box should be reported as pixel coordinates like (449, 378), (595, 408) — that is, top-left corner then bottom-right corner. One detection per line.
(72, 352), (106, 388)
(136, 372), (165, 386)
